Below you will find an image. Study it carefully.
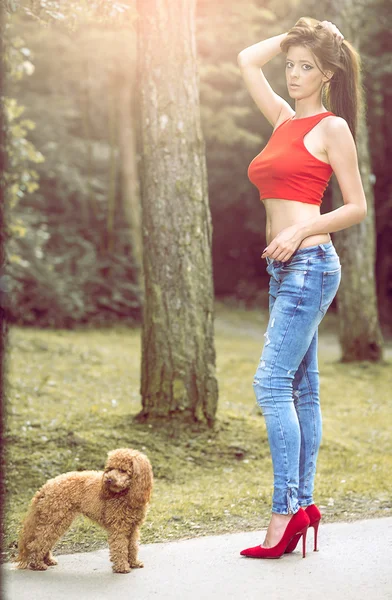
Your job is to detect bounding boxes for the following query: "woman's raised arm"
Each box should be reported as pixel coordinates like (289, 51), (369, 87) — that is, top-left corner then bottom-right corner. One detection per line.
(237, 33), (294, 128)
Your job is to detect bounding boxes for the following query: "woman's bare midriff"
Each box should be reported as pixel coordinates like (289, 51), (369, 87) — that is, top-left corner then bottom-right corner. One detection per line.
(263, 198), (330, 249)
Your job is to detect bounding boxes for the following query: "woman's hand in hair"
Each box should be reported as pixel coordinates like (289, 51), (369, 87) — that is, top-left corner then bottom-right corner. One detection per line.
(319, 21), (344, 43)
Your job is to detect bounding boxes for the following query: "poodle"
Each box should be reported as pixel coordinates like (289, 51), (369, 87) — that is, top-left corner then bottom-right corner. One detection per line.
(15, 448), (153, 573)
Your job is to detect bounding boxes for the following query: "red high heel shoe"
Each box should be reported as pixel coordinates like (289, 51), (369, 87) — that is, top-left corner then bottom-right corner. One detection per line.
(284, 504), (321, 553)
(240, 508), (310, 559)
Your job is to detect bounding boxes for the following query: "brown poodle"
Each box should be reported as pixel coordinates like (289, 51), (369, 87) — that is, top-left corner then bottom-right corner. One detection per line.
(15, 448), (153, 573)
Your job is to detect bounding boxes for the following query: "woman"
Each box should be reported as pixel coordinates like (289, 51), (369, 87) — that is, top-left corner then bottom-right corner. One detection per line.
(237, 18), (367, 559)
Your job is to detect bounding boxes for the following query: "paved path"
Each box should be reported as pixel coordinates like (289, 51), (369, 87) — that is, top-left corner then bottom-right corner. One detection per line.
(3, 517), (392, 600)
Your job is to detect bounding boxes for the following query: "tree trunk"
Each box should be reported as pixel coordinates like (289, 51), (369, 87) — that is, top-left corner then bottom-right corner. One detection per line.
(374, 71), (392, 336)
(331, 2), (384, 361)
(136, 0), (218, 425)
(0, 3), (8, 370)
(0, 0), (8, 561)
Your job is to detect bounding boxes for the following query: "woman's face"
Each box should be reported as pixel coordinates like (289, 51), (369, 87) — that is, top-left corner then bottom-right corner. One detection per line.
(285, 45), (328, 100)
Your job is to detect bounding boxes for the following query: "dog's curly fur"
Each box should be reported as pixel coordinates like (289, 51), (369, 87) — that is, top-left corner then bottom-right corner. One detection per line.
(15, 448), (153, 573)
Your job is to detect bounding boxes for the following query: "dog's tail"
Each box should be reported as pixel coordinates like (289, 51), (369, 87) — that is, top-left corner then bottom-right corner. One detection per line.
(14, 493), (40, 568)
(14, 530), (31, 568)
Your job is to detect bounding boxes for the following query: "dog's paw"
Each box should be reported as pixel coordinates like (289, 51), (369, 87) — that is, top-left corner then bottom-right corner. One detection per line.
(129, 560), (144, 569)
(44, 556), (58, 567)
(29, 562), (48, 571)
(112, 565), (132, 574)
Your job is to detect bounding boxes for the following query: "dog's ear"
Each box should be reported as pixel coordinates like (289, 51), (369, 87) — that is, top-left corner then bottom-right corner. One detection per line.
(130, 452), (153, 505)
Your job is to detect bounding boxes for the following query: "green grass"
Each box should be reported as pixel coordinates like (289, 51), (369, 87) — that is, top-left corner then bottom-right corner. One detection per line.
(4, 302), (392, 559)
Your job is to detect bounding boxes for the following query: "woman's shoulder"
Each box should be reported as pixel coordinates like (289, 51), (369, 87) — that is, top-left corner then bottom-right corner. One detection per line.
(322, 114), (353, 145)
(323, 114), (350, 134)
(322, 114), (357, 160)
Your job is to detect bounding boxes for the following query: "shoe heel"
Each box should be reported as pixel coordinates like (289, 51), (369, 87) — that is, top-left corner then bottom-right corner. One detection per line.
(240, 508), (310, 559)
(312, 519), (320, 552)
(301, 526), (308, 559)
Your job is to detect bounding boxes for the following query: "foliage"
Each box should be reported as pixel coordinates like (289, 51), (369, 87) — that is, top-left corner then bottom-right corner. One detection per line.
(3, 0), (135, 25)
(7, 221), (141, 327)
(4, 98), (44, 221)
(3, 25), (44, 216)
(4, 8), (141, 327)
(197, 2), (285, 298)
(3, 0), (392, 329)
(4, 306), (392, 557)
(2, 12), (46, 320)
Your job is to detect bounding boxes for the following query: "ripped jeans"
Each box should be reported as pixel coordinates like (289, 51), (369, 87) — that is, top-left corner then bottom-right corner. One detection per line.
(253, 241), (341, 515)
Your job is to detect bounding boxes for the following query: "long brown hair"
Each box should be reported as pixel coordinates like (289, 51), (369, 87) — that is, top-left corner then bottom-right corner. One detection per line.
(280, 17), (364, 141)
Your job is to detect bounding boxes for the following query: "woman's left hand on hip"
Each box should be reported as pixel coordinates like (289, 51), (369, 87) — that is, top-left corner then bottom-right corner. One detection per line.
(261, 225), (303, 262)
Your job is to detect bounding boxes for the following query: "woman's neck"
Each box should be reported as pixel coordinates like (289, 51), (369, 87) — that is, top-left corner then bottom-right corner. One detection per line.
(293, 99), (327, 119)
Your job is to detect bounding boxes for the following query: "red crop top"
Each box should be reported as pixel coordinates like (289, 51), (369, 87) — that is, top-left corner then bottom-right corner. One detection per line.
(248, 111), (335, 206)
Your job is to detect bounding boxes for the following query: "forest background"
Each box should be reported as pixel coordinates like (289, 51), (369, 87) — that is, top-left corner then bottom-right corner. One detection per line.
(2, 0), (392, 559)
(4, 0), (392, 333)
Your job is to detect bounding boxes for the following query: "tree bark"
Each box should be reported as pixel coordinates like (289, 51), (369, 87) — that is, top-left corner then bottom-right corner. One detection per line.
(331, 2), (384, 361)
(331, 123), (384, 361)
(0, 0), (8, 562)
(136, 0), (218, 425)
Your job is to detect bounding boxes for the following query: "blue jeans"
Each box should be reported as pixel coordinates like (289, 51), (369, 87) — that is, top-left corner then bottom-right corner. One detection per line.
(253, 241), (341, 514)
